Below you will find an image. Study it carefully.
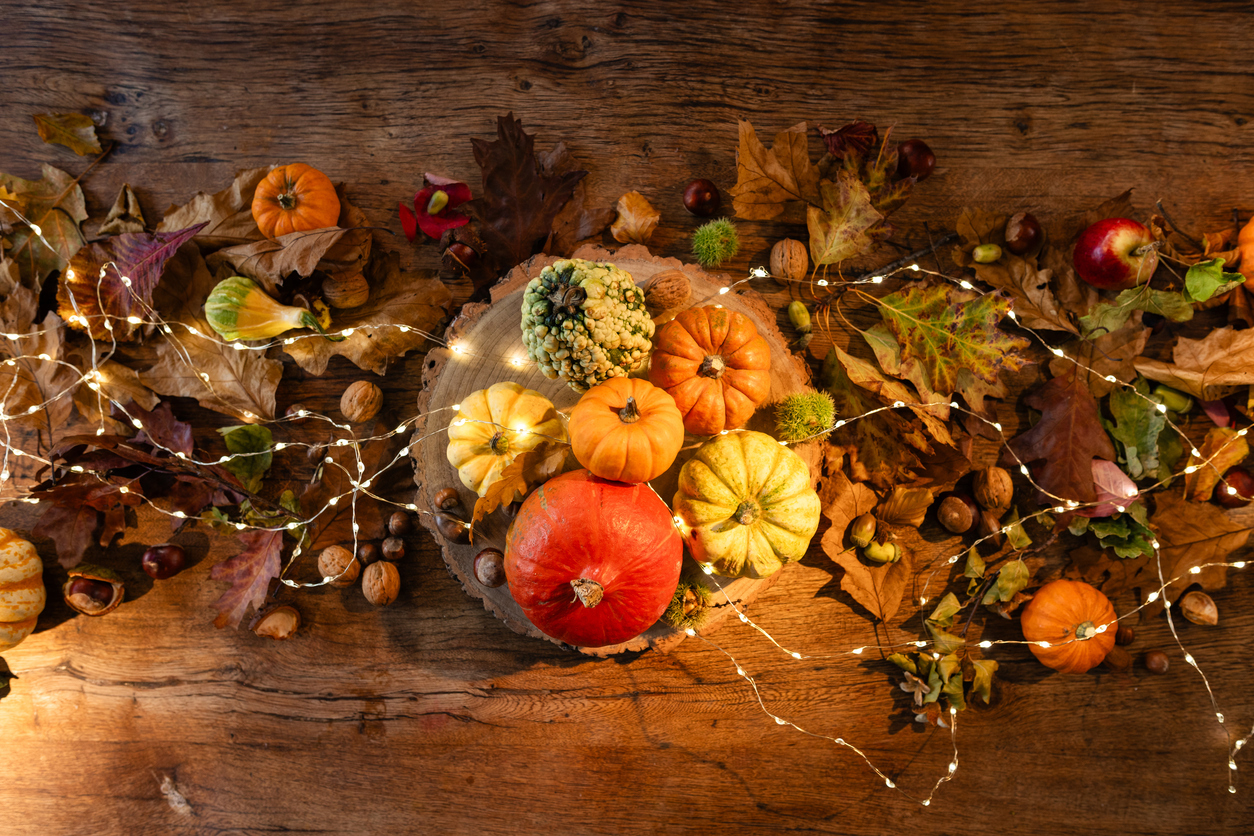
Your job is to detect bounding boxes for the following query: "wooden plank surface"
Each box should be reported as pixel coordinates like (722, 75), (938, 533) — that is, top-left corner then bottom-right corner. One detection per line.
(2, 1), (1253, 834)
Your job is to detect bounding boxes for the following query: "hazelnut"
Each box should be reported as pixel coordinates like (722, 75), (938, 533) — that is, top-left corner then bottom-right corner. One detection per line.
(340, 380), (383, 424)
(937, 494), (978, 535)
(317, 545), (360, 588)
(1116, 624), (1135, 646)
(356, 542), (380, 566)
(362, 561), (400, 606)
(973, 466), (1013, 512)
(250, 604), (300, 640)
(769, 239), (808, 285)
(1144, 650), (1170, 675)
(434, 512), (470, 544)
(474, 548), (507, 588)
(432, 487), (461, 512)
(1180, 590), (1218, 626)
(321, 272), (370, 309)
(387, 511), (413, 537)
(381, 537), (406, 562)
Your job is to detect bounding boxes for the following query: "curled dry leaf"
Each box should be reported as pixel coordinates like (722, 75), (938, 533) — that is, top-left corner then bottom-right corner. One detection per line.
(877, 485), (935, 528)
(157, 166), (272, 250)
(1183, 427), (1249, 502)
(1135, 326), (1254, 401)
(0, 163), (89, 291)
(544, 143), (614, 255)
(31, 113), (102, 156)
(610, 191), (660, 245)
(98, 184), (146, 235)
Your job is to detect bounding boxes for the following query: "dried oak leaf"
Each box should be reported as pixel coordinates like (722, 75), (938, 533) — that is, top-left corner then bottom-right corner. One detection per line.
(60, 222), (207, 340)
(827, 530), (914, 623)
(807, 172), (882, 267)
(544, 143), (614, 255)
(157, 166), (272, 250)
(1135, 326), (1254, 401)
(729, 119), (821, 220)
(462, 114), (587, 274)
(98, 184), (146, 235)
(283, 250), (451, 376)
(0, 310), (79, 433)
(210, 528), (284, 629)
(0, 163), (88, 291)
(208, 186), (371, 295)
(1049, 314), (1149, 399)
(141, 244), (282, 420)
(877, 284), (1031, 416)
(1184, 427), (1248, 502)
(300, 417), (408, 552)
(32, 113), (102, 157)
(1006, 368), (1116, 505)
(610, 191), (661, 245)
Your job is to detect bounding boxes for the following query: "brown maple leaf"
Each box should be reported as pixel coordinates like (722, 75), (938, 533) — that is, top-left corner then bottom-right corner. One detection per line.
(729, 120), (821, 220)
(470, 446), (569, 537)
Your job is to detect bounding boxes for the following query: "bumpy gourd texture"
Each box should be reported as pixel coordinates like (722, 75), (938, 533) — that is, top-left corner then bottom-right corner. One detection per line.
(520, 259), (654, 392)
(674, 431), (820, 578)
(446, 381), (566, 496)
(0, 527), (45, 652)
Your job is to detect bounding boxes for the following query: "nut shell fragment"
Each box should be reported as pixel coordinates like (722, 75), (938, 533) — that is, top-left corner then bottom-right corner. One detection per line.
(62, 563), (124, 616)
(250, 604), (301, 640)
(1180, 590), (1218, 626)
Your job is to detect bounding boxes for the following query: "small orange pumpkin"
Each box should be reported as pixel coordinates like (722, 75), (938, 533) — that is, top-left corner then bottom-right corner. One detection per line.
(251, 163), (342, 239)
(1020, 579), (1117, 674)
(648, 306), (771, 436)
(569, 378), (685, 484)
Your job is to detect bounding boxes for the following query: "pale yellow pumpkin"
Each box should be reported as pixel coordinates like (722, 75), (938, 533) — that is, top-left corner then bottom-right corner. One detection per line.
(446, 381), (567, 496)
(0, 527), (45, 652)
(673, 431), (820, 579)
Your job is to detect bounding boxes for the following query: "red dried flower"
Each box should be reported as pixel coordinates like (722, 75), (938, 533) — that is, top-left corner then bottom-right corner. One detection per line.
(398, 173), (471, 241)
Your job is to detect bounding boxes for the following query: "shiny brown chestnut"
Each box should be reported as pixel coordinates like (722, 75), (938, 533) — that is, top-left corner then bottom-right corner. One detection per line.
(474, 548), (507, 588)
(63, 564), (124, 616)
(141, 543), (187, 580)
(434, 512), (470, 544)
(682, 179), (721, 216)
(381, 537), (406, 562)
(387, 511), (413, 537)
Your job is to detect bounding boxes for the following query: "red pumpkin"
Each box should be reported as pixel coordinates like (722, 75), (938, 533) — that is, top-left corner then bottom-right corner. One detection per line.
(1020, 579), (1117, 674)
(648, 305), (771, 435)
(504, 470), (682, 647)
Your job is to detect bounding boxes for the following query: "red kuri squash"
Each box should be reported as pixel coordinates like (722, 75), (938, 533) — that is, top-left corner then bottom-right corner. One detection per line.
(504, 470), (682, 647)
(1020, 579), (1117, 674)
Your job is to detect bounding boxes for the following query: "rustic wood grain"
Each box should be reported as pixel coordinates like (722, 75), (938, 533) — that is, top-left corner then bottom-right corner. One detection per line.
(2, 1), (1254, 834)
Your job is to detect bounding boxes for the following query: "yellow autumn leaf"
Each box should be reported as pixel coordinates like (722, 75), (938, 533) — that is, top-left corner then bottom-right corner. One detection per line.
(610, 191), (660, 244)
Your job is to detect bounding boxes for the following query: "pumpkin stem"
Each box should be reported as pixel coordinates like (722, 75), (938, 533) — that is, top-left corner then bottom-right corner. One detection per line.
(570, 578), (604, 608)
(277, 191), (298, 210)
(618, 396), (641, 424)
(698, 354), (726, 379)
(548, 284), (587, 317)
(489, 431), (510, 455)
(732, 500), (759, 526)
(1074, 620), (1097, 641)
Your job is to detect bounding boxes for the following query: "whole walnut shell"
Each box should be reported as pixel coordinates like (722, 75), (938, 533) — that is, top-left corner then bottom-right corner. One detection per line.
(321, 272), (370, 308)
(974, 466), (1013, 512)
(770, 239), (808, 285)
(642, 269), (691, 315)
(341, 380), (383, 423)
(318, 545), (360, 588)
(362, 560), (400, 606)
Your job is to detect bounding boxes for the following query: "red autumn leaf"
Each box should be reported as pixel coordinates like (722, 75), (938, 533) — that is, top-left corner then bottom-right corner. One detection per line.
(462, 114), (587, 272)
(32, 476), (143, 567)
(124, 400), (194, 457)
(1005, 368), (1116, 504)
(210, 528), (284, 629)
(59, 222), (208, 340)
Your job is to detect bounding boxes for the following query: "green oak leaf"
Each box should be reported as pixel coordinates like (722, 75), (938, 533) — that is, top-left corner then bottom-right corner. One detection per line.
(1106, 377), (1165, 480)
(876, 284), (1031, 413)
(1183, 258), (1244, 304)
(806, 171), (882, 267)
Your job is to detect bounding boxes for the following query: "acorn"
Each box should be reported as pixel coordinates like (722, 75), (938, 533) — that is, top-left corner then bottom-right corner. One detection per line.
(850, 513), (877, 549)
(63, 564), (124, 617)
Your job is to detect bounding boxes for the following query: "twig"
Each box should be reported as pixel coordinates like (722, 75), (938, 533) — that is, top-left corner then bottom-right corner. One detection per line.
(1155, 200), (1203, 251)
(851, 232), (958, 280)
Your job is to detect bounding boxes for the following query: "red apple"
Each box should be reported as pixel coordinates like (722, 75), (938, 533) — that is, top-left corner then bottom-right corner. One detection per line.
(1072, 218), (1159, 290)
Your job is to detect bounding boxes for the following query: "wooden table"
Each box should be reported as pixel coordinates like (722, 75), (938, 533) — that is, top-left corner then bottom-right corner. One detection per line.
(2, 2), (1252, 833)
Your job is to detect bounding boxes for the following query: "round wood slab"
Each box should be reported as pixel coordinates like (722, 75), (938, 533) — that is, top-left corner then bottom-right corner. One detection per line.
(412, 244), (819, 657)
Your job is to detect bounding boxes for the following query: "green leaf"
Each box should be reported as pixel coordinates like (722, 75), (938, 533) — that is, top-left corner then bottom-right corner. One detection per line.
(938, 655), (966, 711)
(31, 113), (102, 156)
(806, 171), (882, 267)
(927, 592), (962, 628)
(1004, 506), (1032, 550)
(1080, 286), (1193, 336)
(218, 424), (274, 493)
(926, 621), (965, 656)
(887, 652), (918, 675)
(876, 284), (1031, 414)
(970, 659), (999, 704)
(1106, 378), (1165, 480)
(983, 558), (1028, 605)
(963, 547), (986, 580)
(1183, 258), (1244, 304)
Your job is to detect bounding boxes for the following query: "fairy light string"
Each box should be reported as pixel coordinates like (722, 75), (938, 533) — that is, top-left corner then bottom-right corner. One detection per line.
(0, 200), (1249, 800)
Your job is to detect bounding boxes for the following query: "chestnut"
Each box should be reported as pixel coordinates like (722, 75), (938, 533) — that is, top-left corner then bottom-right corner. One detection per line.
(1116, 625), (1135, 646)
(445, 241), (480, 274)
(356, 542), (381, 566)
(1144, 650), (1170, 675)
(63, 564), (124, 616)
(937, 494), (979, 535)
(432, 487), (461, 512)
(381, 537), (406, 562)
(1214, 466), (1254, 509)
(895, 139), (936, 181)
(434, 512), (470, 544)
(285, 403), (311, 425)
(682, 178), (721, 216)
(387, 511), (413, 537)
(141, 543), (187, 580)
(474, 548), (507, 588)
(1004, 211), (1044, 255)
(67, 577), (113, 606)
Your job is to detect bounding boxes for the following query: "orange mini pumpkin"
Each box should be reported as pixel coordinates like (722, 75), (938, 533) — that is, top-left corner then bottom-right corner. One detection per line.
(251, 163), (341, 239)
(569, 378), (684, 484)
(1020, 579), (1117, 674)
(648, 305), (771, 436)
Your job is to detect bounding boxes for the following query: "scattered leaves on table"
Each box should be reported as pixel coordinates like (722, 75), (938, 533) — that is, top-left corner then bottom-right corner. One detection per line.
(0, 163), (88, 291)
(1050, 315), (1149, 399)
(31, 113), (102, 157)
(0, 308), (78, 433)
(98, 184), (146, 235)
(156, 166), (271, 250)
(807, 172), (882, 268)
(1183, 427), (1248, 502)
(210, 528), (284, 629)
(610, 191), (660, 245)
(729, 119), (821, 219)
(1135, 326), (1254, 401)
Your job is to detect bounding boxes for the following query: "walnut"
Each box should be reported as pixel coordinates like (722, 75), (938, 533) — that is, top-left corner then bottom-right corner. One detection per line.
(362, 560), (400, 606)
(642, 269), (691, 314)
(973, 466), (1013, 512)
(341, 380), (382, 423)
(318, 545), (360, 588)
(770, 239), (808, 284)
(321, 272), (370, 308)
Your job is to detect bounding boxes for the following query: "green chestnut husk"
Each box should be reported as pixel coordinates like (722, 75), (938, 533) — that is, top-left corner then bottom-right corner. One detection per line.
(662, 576), (714, 632)
(775, 391), (836, 442)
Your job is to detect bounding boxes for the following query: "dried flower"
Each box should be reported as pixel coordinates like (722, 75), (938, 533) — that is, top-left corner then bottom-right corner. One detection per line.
(399, 173), (471, 241)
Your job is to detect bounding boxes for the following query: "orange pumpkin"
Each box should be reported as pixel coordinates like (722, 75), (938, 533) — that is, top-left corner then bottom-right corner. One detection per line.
(569, 378), (684, 484)
(648, 306), (771, 436)
(251, 163), (342, 239)
(1020, 579), (1117, 674)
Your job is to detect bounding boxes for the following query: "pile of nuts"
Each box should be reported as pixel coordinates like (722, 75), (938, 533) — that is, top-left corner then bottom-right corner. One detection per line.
(313, 509), (415, 609)
(937, 465), (1013, 544)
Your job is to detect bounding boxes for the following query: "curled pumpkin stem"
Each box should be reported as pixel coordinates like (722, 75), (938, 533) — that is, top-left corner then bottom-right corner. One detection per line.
(570, 578), (604, 608)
